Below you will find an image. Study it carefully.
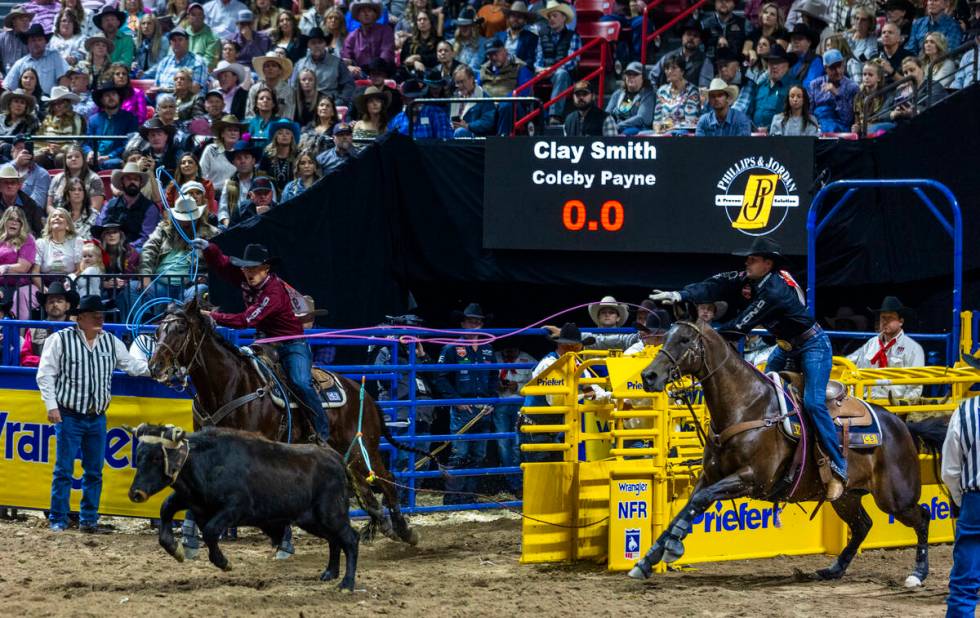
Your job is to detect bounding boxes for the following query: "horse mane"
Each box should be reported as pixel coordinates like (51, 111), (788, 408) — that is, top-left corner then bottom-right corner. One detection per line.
(179, 303), (249, 363)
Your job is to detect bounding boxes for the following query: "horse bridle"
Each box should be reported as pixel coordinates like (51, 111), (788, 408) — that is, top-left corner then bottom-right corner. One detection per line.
(657, 320), (732, 386)
(154, 313), (208, 391)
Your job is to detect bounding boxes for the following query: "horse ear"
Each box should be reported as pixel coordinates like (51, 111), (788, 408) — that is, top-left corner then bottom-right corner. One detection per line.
(184, 296), (199, 313)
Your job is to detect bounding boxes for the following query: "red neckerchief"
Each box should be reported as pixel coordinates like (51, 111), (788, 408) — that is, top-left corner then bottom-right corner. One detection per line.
(870, 335), (898, 367)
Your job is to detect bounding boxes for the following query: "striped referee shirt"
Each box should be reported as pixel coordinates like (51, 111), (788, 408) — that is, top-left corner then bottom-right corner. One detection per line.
(36, 326), (149, 415)
(942, 396), (980, 506)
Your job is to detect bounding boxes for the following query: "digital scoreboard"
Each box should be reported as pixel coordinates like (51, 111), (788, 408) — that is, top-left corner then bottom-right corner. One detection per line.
(482, 137), (815, 255)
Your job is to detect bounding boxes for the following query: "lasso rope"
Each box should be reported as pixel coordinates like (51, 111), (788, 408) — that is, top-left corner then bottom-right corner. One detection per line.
(343, 376), (376, 482)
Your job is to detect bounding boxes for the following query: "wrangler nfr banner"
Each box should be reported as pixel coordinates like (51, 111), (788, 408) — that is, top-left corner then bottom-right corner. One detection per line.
(483, 137), (815, 254)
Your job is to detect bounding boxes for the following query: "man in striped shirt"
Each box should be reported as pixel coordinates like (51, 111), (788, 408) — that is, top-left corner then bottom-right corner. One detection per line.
(36, 295), (150, 533)
(942, 393), (980, 616)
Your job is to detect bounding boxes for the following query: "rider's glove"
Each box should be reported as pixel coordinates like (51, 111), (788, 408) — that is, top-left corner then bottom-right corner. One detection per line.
(189, 238), (210, 252)
(650, 290), (682, 305)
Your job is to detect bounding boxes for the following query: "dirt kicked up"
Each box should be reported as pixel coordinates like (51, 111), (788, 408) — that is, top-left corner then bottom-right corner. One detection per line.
(0, 510), (953, 617)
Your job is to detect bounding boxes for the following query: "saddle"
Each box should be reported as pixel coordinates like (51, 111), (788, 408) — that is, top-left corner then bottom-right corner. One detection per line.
(242, 346), (348, 409)
(777, 372), (882, 449)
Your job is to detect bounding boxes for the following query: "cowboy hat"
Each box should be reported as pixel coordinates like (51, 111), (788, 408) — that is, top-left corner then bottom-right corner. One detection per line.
(451, 302), (492, 322)
(228, 243), (280, 267)
(138, 117), (176, 141)
(224, 139), (263, 163)
(537, 0), (574, 22)
(36, 280), (80, 308)
(678, 17), (707, 38)
(504, 1), (535, 18)
(110, 161), (150, 192)
(69, 295), (117, 316)
(212, 60), (248, 84)
(365, 57), (394, 77)
(349, 0), (383, 21)
(92, 5), (127, 31)
(732, 237), (787, 263)
(0, 165), (23, 181)
(706, 77), (738, 100)
(88, 220), (123, 240)
(84, 34), (115, 54)
(307, 26), (331, 43)
(637, 308), (672, 333)
(788, 23), (820, 47)
(16, 23), (52, 44)
(0, 89), (36, 113)
(547, 322), (596, 346)
(251, 52), (293, 77)
(267, 118), (301, 143)
(455, 6), (485, 26)
(764, 43), (792, 64)
(3, 7), (31, 28)
(423, 67), (449, 87)
(42, 86), (81, 105)
(354, 86), (392, 116)
(696, 300), (728, 321)
(588, 296), (629, 327)
(294, 294), (328, 321)
(211, 113), (248, 138)
(868, 296), (911, 316)
(385, 313), (424, 325)
(92, 81), (127, 107)
(401, 79), (429, 99)
(170, 188), (207, 222)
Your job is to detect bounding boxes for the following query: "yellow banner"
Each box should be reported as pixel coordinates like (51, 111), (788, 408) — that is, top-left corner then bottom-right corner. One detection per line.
(605, 355), (659, 399)
(0, 389), (193, 517)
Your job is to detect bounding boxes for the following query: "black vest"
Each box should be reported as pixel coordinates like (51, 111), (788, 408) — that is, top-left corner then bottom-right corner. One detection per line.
(539, 29), (574, 67)
(103, 196), (154, 245)
(567, 105), (609, 136)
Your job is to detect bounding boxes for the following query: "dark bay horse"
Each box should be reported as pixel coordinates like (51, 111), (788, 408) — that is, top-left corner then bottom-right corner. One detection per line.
(628, 317), (931, 587)
(147, 298), (420, 546)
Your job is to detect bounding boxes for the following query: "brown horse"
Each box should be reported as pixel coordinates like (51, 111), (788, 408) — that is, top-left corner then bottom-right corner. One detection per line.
(628, 316), (931, 586)
(147, 297), (420, 546)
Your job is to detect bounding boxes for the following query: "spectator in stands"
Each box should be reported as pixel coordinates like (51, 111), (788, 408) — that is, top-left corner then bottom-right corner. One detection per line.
(135, 15), (164, 73)
(198, 88), (229, 128)
(743, 2), (788, 65)
(67, 65), (97, 119)
(0, 90), (40, 139)
(808, 48), (858, 132)
(695, 78), (751, 135)
(563, 80), (617, 136)
(827, 0), (873, 34)
(396, 0), (442, 36)
(172, 68), (204, 121)
(84, 36), (113, 88)
(481, 38), (534, 97)
(292, 69), (320, 126)
(317, 122), (358, 173)
(453, 7), (488, 72)
(652, 56), (701, 132)
(845, 7), (877, 78)
(204, 0), (250, 41)
(0, 205), (37, 319)
(49, 145), (105, 214)
(352, 85), (390, 139)
(479, 0), (510, 38)
(889, 56), (927, 120)
(701, 0), (750, 61)
(253, 0), (282, 35)
(322, 7), (348, 57)
(744, 43), (792, 129)
(228, 175), (277, 224)
(388, 78), (453, 137)
(151, 95), (189, 150)
(108, 65), (148, 126)
(230, 10), (271, 64)
(605, 61), (655, 135)
(822, 32), (857, 76)
(403, 10), (443, 75)
(32, 206), (84, 287)
(300, 95), (339, 150)
(951, 26), (980, 90)
(450, 64), (495, 137)
(218, 139), (263, 225)
(921, 32), (957, 89)
(300, 0), (332, 34)
(0, 9), (31, 75)
(770, 84), (820, 134)
(738, 35), (772, 110)
(907, 0), (961, 54)
(272, 13), (308, 64)
(713, 46), (745, 91)
(142, 27), (210, 93)
(350, 58), (404, 122)
(534, 0), (580, 124)
(7, 139), (50, 209)
(426, 40), (458, 83)
(249, 53), (296, 121)
(882, 0), (914, 38)
(0, 166), (44, 236)
(167, 0), (192, 30)
(55, 177), (98, 240)
(36, 89), (85, 170)
(651, 20), (713, 88)
(788, 24), (823, 88)
(166, 153), (217, 216)
(343, 0), (395, 77)
(95, 162), (159, 249)
(293, 28), (355, 108)
(129, 117), (180, 172)
(281, 150), (322, 201)
(95, 221), (140, 319)
(259, 118), (301, 192)
(212, 60), (249, 120)
(122, 0), (149, 34)
(876, 21), (913, 82)
(15, 70), (45, 116)
(246, 85), (285, 144)
(184, 2), (221, 69)
(140, 184), (216, 301)
(495, 1), (538, 69)
(787, 0), (831, 40)
(852, 60), (888, 134)
(846, 296), (924, 400)
(51, 9), (86, 64)
(20, 281), (77, 367)
(94, 5), (135, 67)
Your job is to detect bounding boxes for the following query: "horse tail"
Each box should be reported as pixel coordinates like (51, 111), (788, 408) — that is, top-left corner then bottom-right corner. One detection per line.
(906, 416), (950, 495)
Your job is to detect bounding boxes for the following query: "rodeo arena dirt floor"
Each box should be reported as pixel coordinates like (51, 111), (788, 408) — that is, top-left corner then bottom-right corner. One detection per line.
(0, 506), (954, 617)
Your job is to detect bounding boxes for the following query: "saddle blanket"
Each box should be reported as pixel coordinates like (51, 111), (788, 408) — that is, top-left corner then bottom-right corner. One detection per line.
(780, 401), (883, 449)
(244, 351), (348, 409)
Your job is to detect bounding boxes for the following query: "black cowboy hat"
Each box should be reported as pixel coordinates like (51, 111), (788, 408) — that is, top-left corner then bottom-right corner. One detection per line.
(36, 280), (79, 308)
(547, 322), (596, 346)
(228, 243), (279, 268)
(789, 23), (820, 48)
(89, 220), (123, 240)
(93, 5), (127, 31)
(224, 139), (263, 163)
(16, 23), (52, 44)
(385, 313), (424, 325)
(868, 296), (911, 316)
(764, 43), (792, 64)
(401, 79), (428, 99)
(637, 308), (672, 333)
(93, 80), (128, 107)
(138, 117), (176, 140)
(732, 237), (787, 264)
(366, 57), (394, 77)
(423, 67), (450, 88)
(69, 295), (117, 316)
(451, 302), (492, 322)
(307, 26), (332, 44)
(678, 17), (707, 38)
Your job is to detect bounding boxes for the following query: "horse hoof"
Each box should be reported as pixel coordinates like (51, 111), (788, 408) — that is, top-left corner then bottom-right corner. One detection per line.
(220, 563), (233, 572)
(183, 546), (198, 561)
(406, 529), (420, 546)
(339, 579), (355, 592)
(628, 566), (649, 580)
(274, 550), (293, 560)
(904, 575), (923, 588)
(320, 569), (337, 582)
(815, 567), (842, 580)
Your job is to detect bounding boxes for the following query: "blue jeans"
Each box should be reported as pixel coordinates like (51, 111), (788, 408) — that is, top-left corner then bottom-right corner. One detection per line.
(493, 403), (521, 492)
(948, 492), (980, 617)
(765, 331), (847, 479)
(278, 340), (330, 440)
(548, 68), (573, 119)
(50, 411), (106, 526)
(444, 405), (493, 503)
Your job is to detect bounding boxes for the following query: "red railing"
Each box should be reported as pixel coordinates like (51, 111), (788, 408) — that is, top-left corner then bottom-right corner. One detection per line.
(640, 0), (709, 65)
(511, 23), (620, 132)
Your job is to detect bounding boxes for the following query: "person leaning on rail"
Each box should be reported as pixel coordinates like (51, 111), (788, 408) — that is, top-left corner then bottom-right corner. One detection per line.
(845, 296), (925, 402)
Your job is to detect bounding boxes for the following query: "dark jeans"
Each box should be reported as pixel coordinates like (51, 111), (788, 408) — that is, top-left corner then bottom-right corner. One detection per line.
(444, 405), (493, 504)
(948, 492), (980, 617)
(278, 340), (330, 440)
(50, 411), (106, 526)
(765, 331), (847, 479)
(493, 403), (521, 492)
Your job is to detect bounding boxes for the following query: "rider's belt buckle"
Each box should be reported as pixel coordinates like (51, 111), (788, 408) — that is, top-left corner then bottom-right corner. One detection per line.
(777, 339), (793, 351)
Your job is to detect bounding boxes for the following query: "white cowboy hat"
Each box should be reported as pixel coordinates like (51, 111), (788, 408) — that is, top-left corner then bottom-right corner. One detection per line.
(537, 0), (574, 22)
(588, 296), (629, 327)
(170, 187), (206, 222)
(251, 52), (293, 77)
(110, 161), (150, 192)
(212, 60), (247, 84)
(42, 86), (81, 104)
(0, 165), (23, 181)
(706, 77), (738, 100)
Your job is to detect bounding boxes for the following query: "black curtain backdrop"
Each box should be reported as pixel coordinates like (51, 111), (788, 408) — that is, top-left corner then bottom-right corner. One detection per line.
(212, 86), (980, 333)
